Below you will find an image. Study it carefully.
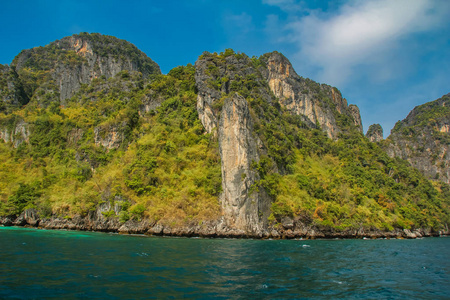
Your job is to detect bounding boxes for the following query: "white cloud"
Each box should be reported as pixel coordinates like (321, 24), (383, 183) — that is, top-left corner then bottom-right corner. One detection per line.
(265, 0), (450, 86)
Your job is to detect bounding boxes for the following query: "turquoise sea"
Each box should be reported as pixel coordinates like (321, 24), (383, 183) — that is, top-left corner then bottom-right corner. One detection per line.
(0, 227), (449, 299)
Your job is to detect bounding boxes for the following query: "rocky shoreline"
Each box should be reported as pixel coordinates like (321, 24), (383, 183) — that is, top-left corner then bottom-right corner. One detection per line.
(1, 209), (448, 239)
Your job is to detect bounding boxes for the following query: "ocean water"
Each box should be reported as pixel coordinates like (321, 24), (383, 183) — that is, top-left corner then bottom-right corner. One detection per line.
(0, 227), (449, 299)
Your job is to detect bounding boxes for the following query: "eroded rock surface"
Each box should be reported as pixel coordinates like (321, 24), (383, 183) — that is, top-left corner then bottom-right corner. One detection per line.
(261, 52), (363, 138)
(94, 123), (126, 149)
(218, 93), (270, 233)
(386, 94), (450, 184)
(11, 33), (160, 105)
(0, 118), (29, 147)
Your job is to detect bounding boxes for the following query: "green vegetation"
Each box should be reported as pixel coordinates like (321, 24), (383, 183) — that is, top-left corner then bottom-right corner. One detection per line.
(0, 63), (221, 225)
(0, 66), (29, 112)
(391, 94), (450, 143)
(366, 124), (383, 138)
(272, 129), (449, 230)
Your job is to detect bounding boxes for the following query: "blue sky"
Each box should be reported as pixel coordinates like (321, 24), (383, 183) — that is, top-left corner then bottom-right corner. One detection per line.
(1, 0), (449, 136)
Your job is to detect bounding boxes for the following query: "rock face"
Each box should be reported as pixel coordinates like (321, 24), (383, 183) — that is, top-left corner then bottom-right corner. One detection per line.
(260, 52), (363, 138)
(195, 53), (272, 234)
(349, 105), (362, 129)
(194, 51), (363, 140)
(386, 94), (450, 184)
(366, 124), (383, 142)
(11, 33), (160, 105)
(218, 93), (270, 233)
(94, 123), (125, 149)
(0, 118), (29, 147)
(194, 52), (225, 135)
(140, 90), (166, 114)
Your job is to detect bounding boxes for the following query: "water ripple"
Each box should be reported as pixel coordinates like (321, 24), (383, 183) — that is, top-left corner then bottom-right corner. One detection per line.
(0, 227), (449, 299)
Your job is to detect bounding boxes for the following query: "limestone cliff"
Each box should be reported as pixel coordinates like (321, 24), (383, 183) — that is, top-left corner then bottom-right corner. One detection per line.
(195, 52), (272, 233)
(366, 124), (383, 142)
(194, 50), (364, 233)
(10, 33), (160, 105)
(385, 94), (450, 184)
(194, 53), (223, 135)
(218, 93), (270, 233)
(195, 51), (362, 139)
(260, 52), (363, 139)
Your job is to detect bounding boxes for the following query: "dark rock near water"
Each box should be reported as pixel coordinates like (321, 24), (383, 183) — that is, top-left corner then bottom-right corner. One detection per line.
(119, 220), (153, 234)
(0, 216), (14, 226)
(2, 214), (447, 239)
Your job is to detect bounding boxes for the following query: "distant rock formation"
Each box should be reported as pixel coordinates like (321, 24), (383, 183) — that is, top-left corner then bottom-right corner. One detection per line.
(261, 52), (363, 139)
(9, 33), (160, 105)
(386, 94), (450, 184)
(366, 124), (383, 142)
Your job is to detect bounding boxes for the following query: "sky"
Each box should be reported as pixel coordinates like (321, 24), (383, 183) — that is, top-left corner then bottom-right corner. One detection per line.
(1, 0), (449, 137)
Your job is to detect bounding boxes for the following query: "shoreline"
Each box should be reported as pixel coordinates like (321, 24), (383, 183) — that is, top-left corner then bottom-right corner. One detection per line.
(1, 210), (448, 240)
(2, 224), (449, 241)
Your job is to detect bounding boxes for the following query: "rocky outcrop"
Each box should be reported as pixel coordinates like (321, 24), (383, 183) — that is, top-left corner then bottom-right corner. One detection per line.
(261, 52), (363, 138)
(195, 52), (277, 235)
(194, 50), (365, 140)
(366, 124), (383, 142)
(349, 104), (362, 129)
(94, 122), (125, 149)
(386, 94), (450, 184)
(11, 33), (161, 105)
(0, 118), (29, 147)
(14, 208), (40, 226)
(218, 93), (270, 233)
(140, 90), (165, 114)
(194, 53), (225, 135)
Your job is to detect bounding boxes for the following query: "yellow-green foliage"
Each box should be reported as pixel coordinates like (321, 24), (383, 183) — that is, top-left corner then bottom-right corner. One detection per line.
(271, 129), (450, 231)
(0, 64), (222, 225)
(97, 92), (222, 224)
